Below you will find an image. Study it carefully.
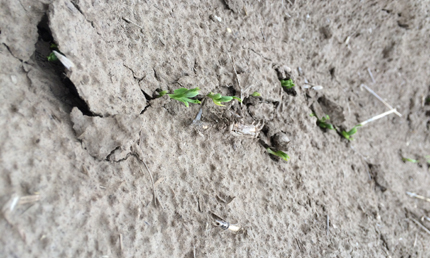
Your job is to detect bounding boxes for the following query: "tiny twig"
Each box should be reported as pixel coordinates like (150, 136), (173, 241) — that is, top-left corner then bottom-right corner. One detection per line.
(408, 217), (430, 235)
(326, 215), (330, 236)
(140, 161), (158, 207)
(119, 234), (123, 251)
(361, 84), (402, 117)
(227, 52), (242, 106)
(406, 192), (430, 203)
(359, 109), (397, 126)
(122, 17), (143, 30)
(367, 68), (376, 83)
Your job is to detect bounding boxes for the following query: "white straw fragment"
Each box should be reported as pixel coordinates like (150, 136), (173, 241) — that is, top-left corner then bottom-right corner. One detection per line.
(367, 68), (376, 83)
(361, 84), (402, 117)
(312, 85), (323, 91)
(359, 109), (396, 126)
(53, 51), (74, 70)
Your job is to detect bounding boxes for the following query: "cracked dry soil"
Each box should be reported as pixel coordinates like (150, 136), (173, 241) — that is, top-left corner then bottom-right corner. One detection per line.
(1, 0), (430, 257)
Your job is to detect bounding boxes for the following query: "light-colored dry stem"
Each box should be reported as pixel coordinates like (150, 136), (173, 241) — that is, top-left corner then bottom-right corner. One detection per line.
(359, 109), (397, 126)
(408, 217), (430, 235)
(361, 84), (402, 117)
(406, 192), (430, 203)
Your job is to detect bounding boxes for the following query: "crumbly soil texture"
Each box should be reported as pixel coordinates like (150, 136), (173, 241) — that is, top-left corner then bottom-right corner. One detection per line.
(1, 1), (430, 257)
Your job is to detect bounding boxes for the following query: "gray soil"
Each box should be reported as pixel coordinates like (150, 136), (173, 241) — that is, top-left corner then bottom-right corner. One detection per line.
(1, 0), (430, 257)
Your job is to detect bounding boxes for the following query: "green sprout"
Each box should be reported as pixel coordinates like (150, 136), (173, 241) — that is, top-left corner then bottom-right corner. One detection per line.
(280, 79), (295, 89)
(157, 90), (168, 98)
(341, 125), (361, 140)
(47, 52), (58, 62)
(207, 92), (242, 106)
(310, 113), (316, 117)
(426, 155), (430, 164)
(402, 157), (418, 163)
(266, 148), (290, 161)
(168, 88), (201, 107)
(47, 43), (60, 62)
(316, 115), (335, 130)
(251, 91), (261, 97)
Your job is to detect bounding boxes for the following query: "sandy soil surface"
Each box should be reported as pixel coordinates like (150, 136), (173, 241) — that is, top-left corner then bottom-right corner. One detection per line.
(1, 0), (430, 257)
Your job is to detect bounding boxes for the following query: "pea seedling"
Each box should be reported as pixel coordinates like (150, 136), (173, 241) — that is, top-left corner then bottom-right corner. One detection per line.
(157, 90), (168, 98)
(47, 43), (60, 62)
(316, 115), (335, 130)
(168, 88), (201, 107)
(251, 92), (261, 97)
(266, 148), (290, 161)
(280, 79), (295, 89)
(402, 157), (418, 163)
(207, 92), (242, 106)
(341, 125), (361, 141)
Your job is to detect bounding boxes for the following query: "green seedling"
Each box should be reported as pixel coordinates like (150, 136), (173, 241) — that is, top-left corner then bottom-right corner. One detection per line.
(310, 113), (316, 117)
(168, 87), (201, 107)
(251, 91), (261, 97)
(402, 157), (418, 163)
(267, 148), (290, 161)
(341, 124), (361, 140)
(157, 90), (168, 98)
(426, 155), (430, 164)
(280, 79), (295, 89)
(47, 52), (58, 62)
(47, 43), (60, 62)
(316, 115), (335, 130)
(207, 92), (242, 106)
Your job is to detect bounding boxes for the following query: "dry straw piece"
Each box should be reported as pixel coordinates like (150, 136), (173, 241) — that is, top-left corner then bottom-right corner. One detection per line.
(215, 219), (241, 232)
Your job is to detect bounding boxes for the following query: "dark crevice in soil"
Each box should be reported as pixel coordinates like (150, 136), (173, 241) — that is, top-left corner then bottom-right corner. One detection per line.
(140, 104), (151, 115)
(2, 43), (23, 62)
(70, 1), (95, 29)
(123, 64), (146, 83)
(36, 14), (95, 116)
(105, 146), (120, 161)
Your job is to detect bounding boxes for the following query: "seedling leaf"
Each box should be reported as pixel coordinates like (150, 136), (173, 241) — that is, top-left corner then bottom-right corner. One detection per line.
(251, 92), (261, 97)
(316, 114), (334, 130)
(341, 124), (361, 140)
(168, 87), (201, 107)
(402, 157), (418, 163)
(207, 92), (242, 106)
(158, 90), (168, 97)
(47, 52), (58, 62)
(280, 79), (295, 89)
(267, 148), (290, 161)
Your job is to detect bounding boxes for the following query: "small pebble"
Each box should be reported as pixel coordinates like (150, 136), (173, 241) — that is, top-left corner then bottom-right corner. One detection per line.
(10, 75), (17, 84)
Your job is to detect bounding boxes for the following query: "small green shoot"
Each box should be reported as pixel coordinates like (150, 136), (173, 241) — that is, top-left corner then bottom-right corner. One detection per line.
(309, 113), (316, 117)
(341, 125), (361, 141)
(157, 90), (168, 98)
(316, 115), (335, 130)
(267, 148), (290, 161)
(168, 88), (201, 107)
(426, 155), (430, 164)
(251, 91), (261, 97)
(207, 92), (242, 106)
(47, 43), (60, 62)
(402, 157), (418, 163)
(280, 79), (295, 89)
(47, 52), (58, 62)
